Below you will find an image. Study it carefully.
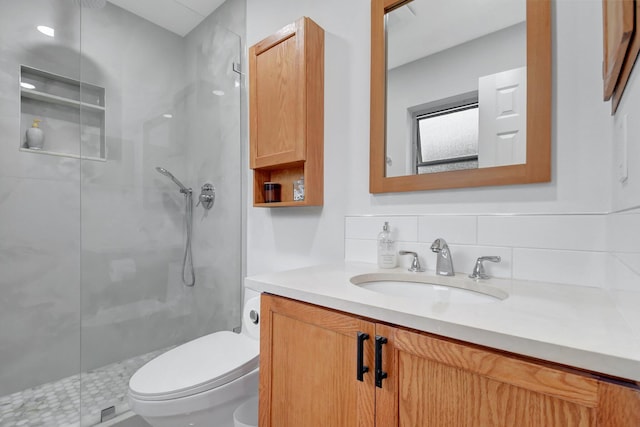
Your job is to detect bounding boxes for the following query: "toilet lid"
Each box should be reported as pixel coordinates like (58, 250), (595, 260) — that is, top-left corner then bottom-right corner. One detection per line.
(129, 331), (259, 401)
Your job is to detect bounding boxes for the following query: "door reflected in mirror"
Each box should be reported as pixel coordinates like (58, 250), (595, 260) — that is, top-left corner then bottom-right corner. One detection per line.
(385, 0), (527, 178)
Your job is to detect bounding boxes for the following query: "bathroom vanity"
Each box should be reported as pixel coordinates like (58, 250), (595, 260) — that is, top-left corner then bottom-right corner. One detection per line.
(245, 263), (640, 426)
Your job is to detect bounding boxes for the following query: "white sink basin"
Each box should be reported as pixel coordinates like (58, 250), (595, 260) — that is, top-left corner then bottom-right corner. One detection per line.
(350, 273), (508, 304)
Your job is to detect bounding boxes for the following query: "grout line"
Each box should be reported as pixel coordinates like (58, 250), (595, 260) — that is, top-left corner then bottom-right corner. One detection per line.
(610, 252), (640, 277)
(509, 247), (514, 279)
(344, 212), (611, 218)
(347, 238), (610, 253)
(610, 205), (640, 215)
(475, 215), (479, 245)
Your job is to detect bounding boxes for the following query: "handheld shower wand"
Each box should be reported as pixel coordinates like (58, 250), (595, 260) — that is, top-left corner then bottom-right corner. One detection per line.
(156, 167), (195, 287)
(155, 167), (191, 194)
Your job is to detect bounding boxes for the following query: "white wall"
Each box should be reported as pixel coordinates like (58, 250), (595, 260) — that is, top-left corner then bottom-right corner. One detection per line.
(246, 0), (370, 274)
(246, 0), (614, 276)
(611, 47), (640, 211)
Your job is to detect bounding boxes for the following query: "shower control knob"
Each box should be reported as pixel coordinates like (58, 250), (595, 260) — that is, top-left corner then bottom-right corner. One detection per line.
(249, 310), (259, 325)
(197, 183), (215, 210)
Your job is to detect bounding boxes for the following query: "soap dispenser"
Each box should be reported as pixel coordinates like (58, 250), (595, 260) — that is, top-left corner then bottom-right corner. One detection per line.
(26, 118), (44, 150)
(377, 221), (397, 268)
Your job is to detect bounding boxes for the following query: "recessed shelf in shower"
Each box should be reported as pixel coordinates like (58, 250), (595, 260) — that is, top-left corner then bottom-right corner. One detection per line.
(19, 65), (106, 161)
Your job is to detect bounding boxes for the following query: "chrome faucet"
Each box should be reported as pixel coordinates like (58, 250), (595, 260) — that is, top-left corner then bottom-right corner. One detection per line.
(430, 238), (454, 276)
(399, 250), (425, 272)
(469, 256), (501, 280)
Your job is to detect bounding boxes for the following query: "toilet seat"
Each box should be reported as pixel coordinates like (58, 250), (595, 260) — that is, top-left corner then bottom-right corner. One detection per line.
(129, 331), (259, 401)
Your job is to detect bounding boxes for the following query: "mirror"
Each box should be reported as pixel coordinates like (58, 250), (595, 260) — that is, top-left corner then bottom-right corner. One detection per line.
(370, 0), (551, 193)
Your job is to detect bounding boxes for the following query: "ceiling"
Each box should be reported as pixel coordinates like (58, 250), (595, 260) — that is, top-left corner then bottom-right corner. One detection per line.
(387, 0), (526, 69)
(107, 0), (226, 36)
(107, 0), (524, 58)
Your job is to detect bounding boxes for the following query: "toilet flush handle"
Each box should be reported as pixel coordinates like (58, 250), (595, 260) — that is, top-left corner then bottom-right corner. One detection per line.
(249, 310), (259, 325)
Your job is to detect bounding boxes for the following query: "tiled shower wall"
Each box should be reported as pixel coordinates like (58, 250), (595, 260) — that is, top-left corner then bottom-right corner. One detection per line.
(345, 213), (608, 288)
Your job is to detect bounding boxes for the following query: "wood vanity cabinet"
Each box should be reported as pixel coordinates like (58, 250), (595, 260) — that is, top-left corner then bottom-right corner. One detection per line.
(259, 293), (375, 426)
(259, 294), (640, 427)
(249, 17), (324, 207)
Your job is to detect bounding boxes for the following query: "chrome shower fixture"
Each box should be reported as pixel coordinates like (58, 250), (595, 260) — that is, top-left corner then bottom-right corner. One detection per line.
(155, 166), (195, 287)
(155, 167), (191, 194)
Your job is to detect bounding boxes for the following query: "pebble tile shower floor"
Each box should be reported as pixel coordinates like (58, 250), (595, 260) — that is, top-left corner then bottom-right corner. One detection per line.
(0, 348), (167, 427)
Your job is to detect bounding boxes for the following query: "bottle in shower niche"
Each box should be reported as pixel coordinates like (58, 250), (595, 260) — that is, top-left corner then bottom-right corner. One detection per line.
(377, 221), (397, 268)
(26, 119), (44, 150)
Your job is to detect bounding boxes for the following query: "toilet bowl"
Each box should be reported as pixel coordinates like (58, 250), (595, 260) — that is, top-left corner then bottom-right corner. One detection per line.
(128, 288), (261, 427)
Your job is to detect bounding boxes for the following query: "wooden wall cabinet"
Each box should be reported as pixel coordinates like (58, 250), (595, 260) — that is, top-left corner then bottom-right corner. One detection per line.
(260, 294), (640, 426)
(249, 17), (324, 207)
(602, 0), (640, 113)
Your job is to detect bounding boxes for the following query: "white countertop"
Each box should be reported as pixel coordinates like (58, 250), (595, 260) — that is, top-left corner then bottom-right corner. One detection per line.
(245, 262), (640, 383)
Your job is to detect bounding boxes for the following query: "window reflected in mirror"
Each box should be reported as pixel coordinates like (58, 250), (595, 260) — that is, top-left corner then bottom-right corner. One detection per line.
(413, 95), (479, 174)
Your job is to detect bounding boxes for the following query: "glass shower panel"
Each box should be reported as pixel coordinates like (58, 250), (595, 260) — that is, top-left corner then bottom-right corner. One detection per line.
(79, 2), (243, 424)
(0, 0), (83, 425)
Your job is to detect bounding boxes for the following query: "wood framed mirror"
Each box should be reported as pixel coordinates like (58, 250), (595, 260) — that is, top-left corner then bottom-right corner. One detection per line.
(370, 0), (551, 193)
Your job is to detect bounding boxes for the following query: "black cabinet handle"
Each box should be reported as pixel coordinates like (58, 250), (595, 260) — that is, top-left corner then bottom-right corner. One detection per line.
(375, 335), (388, 388)
(356, 332), (369, 381)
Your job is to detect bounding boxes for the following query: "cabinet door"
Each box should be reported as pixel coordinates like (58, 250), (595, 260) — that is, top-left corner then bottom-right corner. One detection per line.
(259, 295), (375, 427)
(250, 18), (316, 169)
(598, 380), (640, 426)
(376, 325), (599, 427)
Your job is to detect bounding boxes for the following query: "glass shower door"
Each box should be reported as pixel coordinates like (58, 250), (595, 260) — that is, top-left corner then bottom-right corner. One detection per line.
(0, 0), (83, 425)
(78, 2), (243, 424)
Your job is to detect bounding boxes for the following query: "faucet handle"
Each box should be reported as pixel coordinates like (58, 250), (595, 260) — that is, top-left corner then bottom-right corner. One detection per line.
(469, 256), (501, 280)
(399, 250), (425, 272)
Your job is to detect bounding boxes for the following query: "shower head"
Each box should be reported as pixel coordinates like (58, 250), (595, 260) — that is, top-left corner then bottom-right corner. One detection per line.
(75, 0), (106, 8)
(155, 167), (190, 193)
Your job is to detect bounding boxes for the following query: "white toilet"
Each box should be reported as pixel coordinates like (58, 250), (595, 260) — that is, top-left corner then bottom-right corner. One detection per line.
(128, 288), (261, 427)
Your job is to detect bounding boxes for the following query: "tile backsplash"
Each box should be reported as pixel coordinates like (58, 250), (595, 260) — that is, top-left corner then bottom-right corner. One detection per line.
(345, 213), (609, 288)
(606, 208), (640, 332)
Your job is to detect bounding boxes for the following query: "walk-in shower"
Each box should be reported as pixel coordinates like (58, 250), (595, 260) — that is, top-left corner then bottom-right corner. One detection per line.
(0, 0), (244, 425)
(155, 166), (195, 287)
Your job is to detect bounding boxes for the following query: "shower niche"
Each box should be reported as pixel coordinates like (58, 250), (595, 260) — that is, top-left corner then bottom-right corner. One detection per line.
(19, 65), (106, 161)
